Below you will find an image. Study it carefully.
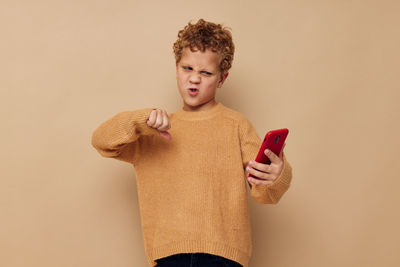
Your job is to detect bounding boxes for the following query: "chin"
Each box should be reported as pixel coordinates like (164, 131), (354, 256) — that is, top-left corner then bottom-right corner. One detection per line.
(183, 101), (203, 110)
(184, 98), (202, 106)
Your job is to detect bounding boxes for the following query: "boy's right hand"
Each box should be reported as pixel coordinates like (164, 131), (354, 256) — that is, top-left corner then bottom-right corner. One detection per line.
(146, 108), (171, 140)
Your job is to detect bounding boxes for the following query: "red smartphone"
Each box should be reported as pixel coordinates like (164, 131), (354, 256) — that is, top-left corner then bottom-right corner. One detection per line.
(248, 128), (289, 178)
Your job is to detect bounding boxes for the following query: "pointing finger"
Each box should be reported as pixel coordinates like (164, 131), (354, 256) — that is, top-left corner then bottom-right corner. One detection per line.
(159, 130), (171, 140)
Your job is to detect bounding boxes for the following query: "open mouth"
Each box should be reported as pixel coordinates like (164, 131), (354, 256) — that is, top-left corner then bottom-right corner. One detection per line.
(188, 88), (199, 96)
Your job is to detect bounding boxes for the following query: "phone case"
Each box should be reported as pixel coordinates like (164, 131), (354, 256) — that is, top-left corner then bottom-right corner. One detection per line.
(248, 128), (289, 178)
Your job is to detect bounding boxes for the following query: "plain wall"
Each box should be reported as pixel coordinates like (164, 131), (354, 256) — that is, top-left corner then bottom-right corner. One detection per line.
(1, 0), (399, 266)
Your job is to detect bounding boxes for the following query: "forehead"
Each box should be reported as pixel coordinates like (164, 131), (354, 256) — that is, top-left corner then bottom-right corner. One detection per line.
(180, 47), (221, 70)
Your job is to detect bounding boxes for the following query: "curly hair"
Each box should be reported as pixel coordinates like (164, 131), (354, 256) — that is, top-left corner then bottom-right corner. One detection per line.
(173, 19), (235, 75)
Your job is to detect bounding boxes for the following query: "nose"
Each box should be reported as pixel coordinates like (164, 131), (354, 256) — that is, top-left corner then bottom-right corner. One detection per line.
(189, 73), (201, 84)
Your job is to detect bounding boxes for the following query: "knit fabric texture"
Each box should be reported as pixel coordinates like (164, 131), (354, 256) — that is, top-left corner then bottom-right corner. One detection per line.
(91, 102), (292, 267)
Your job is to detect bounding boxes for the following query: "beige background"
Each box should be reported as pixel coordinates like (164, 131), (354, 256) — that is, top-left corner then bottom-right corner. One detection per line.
(1, 0), (399, 266)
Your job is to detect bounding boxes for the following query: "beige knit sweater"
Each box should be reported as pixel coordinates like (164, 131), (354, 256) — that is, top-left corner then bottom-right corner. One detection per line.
(91, 102), (292, 267)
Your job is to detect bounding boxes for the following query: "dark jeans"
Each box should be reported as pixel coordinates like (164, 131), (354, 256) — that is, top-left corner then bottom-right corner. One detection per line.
(155, 253), (243, 267)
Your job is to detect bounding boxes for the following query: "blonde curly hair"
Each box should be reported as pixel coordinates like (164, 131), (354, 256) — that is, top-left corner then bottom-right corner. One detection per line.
(173, 19), (235, 76)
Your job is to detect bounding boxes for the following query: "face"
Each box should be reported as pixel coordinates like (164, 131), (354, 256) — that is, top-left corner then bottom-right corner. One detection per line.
(176, 47), (229, 112)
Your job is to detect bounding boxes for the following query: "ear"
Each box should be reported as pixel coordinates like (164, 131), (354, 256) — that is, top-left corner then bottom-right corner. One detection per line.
(217, 72), (229, 88)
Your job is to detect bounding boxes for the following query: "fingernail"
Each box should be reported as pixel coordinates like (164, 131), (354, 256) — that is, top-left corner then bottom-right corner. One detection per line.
(249, 160), (253, 165)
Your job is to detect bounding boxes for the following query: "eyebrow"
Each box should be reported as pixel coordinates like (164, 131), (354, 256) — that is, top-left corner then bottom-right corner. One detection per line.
(181, 63), (215, 72)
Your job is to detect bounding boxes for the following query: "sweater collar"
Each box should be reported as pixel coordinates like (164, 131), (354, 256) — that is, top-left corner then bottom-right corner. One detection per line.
(174, 102), (224, 121)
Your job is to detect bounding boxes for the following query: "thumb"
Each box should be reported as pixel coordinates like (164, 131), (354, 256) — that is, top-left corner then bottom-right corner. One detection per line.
(158, 130), (171, 140)
(279, 143), (286, 159)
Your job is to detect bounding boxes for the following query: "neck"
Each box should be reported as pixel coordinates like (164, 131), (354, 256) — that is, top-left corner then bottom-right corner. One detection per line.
(183, 100), (217, 112)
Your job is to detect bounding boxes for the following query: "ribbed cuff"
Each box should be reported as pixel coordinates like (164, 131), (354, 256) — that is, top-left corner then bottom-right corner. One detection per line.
(126, 108), (160, 139)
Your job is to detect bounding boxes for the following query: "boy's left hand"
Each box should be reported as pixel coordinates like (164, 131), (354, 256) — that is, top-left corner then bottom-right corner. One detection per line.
(246, 144), (285, 186)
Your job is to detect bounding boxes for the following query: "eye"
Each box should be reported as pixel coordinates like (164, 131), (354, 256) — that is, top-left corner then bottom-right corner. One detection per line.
(202, 71), (213, 76)
(183, 66), (192, 71)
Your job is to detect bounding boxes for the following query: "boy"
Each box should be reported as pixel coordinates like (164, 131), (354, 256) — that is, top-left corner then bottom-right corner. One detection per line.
(91, 19), (292, 267)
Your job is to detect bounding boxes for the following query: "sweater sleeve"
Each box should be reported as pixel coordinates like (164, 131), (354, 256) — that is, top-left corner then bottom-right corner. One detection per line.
(238, 116), (293, 204)
(91, 108), (159, 163)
